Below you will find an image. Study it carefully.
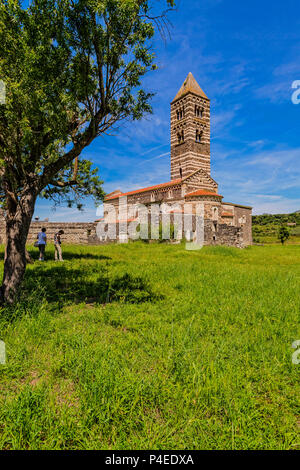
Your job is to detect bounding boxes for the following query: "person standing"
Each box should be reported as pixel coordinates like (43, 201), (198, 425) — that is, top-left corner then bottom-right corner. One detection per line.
(37, 227), (47, 261)
(54, 230), (64, 261)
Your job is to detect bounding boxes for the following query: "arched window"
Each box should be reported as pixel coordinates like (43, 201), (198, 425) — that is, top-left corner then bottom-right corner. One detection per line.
(195, 105), (203, 118)
(178, 130), (184, 144)
(196, 130), (202, 143)
(177, 108), (184, 120)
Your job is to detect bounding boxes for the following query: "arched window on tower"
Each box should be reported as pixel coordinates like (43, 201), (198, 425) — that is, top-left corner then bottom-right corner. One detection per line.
(178, 130), (184, 144)
(196, 130), (202, 143)
(195, 105), (203, 118)
(177, 108), (184, 120)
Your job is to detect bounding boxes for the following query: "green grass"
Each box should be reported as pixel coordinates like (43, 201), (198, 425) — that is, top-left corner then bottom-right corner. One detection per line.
(253, 234), (300, 245)
(0, 242), (299, 450)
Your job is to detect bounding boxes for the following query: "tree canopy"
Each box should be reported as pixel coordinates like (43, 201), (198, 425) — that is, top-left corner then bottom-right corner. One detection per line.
(277, 226), (290, 245)
(0, 0), (174, 209)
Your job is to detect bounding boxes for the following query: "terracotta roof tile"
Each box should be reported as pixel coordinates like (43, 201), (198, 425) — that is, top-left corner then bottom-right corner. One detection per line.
(105, 179), (182, 200)
(105, 190), (122, 197)
(185, 189), (223, 198)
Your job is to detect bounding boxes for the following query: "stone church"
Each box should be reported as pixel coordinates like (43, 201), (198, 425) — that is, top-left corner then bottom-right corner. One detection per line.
(103, 73), (252, 247)
(0, 73), (252, 247)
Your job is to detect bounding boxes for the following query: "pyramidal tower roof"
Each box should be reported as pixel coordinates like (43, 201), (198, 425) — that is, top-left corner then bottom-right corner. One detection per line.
(172, 72), (209, 102)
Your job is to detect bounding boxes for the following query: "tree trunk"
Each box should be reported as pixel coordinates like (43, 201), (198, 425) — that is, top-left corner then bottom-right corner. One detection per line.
(25, 250), (34, 264)
(0, 190), (37, 305)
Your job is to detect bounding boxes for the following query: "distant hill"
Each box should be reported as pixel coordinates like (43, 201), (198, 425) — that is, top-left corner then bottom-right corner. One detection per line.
(252, 211), (300, 226)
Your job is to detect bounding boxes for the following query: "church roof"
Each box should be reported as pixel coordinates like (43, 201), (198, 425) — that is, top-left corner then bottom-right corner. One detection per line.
(104, 179), (182, 200)
(185, 189), (223, 198)
(172, 72), (209, 102)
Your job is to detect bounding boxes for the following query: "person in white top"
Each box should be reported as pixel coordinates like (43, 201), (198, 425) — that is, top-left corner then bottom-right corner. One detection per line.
(37, 228), (47, 261)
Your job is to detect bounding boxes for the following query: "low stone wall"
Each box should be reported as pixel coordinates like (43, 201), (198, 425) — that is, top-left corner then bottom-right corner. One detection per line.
(204, 222), (244, 248)
(29, 222), (100, 245)
(0, 221), (99, 245)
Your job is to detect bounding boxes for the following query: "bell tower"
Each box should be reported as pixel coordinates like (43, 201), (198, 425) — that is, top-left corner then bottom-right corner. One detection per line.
(170, 73), (211, 180)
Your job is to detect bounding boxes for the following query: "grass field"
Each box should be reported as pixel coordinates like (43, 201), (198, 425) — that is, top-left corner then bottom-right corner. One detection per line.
(0, 242), (299, 450)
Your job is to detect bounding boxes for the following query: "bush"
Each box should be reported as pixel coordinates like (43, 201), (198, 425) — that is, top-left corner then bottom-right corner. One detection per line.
(277, 226), (290, 245)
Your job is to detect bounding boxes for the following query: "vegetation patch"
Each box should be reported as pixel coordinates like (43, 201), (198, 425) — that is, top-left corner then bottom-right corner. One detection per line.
(0, 243), (299, 450)
(252, 211), (300, 244)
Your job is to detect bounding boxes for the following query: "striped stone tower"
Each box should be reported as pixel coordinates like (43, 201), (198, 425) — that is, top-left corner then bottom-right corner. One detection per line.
(170, 73), (211, 180)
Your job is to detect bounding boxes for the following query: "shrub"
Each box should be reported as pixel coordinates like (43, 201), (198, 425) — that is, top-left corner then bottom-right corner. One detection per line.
(277, 226), (290, 245)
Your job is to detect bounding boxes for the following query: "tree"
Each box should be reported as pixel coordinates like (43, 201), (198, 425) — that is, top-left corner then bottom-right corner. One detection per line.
(278, 226), (290, 245)
(0, 0), (175, 304)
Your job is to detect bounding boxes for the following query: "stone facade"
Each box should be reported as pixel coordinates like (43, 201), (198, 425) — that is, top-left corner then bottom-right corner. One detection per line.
(102, 73), (252, 248)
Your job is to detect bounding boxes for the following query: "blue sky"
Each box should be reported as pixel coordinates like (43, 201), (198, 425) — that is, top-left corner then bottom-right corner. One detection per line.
(33, 0), (300, 221)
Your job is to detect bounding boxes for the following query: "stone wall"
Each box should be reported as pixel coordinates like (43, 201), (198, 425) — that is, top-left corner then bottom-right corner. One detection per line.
(204, 221), (244, 248)
(0, 220), (99, 245)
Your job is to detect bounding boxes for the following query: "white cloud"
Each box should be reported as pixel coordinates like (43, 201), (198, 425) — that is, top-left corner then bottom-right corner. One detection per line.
(213, 144), (300, 214)
(138, 152), (170, 165)
(252, 197), (300, 215)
